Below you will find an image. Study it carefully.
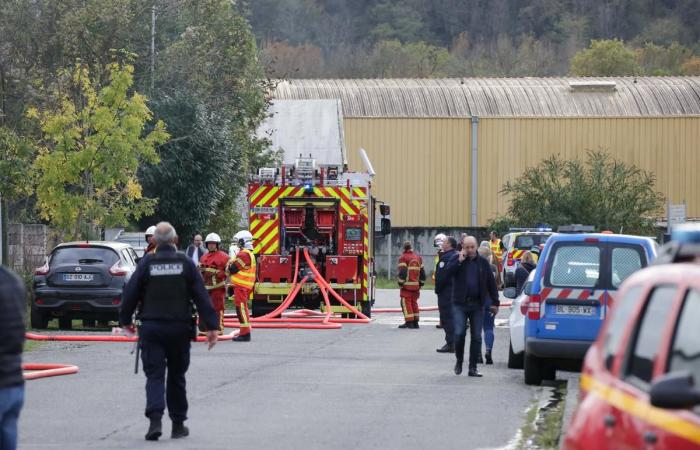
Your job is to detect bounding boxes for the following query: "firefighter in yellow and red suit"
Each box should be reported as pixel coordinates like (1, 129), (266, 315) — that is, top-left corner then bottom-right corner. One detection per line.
(397, 241), (426, 329)
(227, 230), (256, 342)
(197, 233), (228, 333)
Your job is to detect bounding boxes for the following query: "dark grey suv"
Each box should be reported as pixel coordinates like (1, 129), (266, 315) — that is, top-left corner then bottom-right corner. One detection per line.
(32, 241), (139, 329)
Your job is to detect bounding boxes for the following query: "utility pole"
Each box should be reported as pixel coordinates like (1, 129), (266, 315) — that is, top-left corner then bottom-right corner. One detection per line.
(150, 4), (156, 93)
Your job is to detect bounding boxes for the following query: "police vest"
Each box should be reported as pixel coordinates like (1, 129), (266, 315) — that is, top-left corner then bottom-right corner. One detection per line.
(230, 249), (256, 290)
(140, 253), (192, 321)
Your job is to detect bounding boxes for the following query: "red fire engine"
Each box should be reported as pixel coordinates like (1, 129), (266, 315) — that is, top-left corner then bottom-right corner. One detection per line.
(247, 152), (389, 318)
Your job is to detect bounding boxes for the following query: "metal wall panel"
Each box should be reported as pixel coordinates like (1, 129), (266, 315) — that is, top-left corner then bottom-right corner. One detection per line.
(344, 118), (471, 227)
(478, 117), (700, 224)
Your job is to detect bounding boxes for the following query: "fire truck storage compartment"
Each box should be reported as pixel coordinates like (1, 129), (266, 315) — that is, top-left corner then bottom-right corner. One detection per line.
(325, 256), (359, 284)
(315, 209), (336, 231)
(257, 255), (293, 283)
(283, 208), (304, 230)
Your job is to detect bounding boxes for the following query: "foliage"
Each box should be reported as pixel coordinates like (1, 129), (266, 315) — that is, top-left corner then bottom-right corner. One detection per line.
(499, 150), (664, 235)
(0, 127), (36, 201)
(636, 42), (694, 76)
(29, 62), (168, 239)
(570, 39), (640, 76)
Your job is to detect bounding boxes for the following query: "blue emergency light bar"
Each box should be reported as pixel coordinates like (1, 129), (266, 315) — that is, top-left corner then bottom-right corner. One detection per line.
(672, 223), (700, 244)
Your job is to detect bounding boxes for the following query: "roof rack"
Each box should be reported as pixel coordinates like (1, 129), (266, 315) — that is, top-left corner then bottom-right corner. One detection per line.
(557, 224), (596, 233)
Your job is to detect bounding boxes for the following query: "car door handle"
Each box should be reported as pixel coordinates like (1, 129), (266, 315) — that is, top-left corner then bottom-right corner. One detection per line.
(643, 431), (657, 444)
(603, 415), (616, 428)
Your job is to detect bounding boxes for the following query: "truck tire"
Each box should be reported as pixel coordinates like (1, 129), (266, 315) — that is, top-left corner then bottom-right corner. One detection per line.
(58, 317), (73, 330)
(361, 301), (372, 318)
(524, 352), (543, 385)
(507, 340), (524, 369)
(31, 306), (49, 329)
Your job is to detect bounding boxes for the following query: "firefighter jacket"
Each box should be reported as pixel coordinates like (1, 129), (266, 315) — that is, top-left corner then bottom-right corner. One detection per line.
(397, 250), (425, 295)
(199, 250), (229, 291)
(119, 245), (218, 329)
(490, 239), (504, 264)
(229, 248), (257, 290)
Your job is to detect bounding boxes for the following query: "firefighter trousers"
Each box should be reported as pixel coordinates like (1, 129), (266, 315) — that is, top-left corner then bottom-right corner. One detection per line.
(233, 286), (252, 336)
(400, 292), (419, 323)
(199, 288), (225, 333)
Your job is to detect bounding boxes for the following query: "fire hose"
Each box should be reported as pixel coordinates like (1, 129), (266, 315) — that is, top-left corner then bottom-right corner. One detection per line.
(25, 331), (237, 342)
(23, 363), (79, 380)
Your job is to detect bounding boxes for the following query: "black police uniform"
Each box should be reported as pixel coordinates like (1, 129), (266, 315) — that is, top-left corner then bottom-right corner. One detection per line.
(434, 248), (458, 351)
(120, 244), (218, 430)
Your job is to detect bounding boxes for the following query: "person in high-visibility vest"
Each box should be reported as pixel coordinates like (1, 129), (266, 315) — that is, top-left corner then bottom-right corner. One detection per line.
(227, 230), (256, 342)
(489, 231), (505, 289)
(198, 233), (229, 333)
(397, 241), (426, 329)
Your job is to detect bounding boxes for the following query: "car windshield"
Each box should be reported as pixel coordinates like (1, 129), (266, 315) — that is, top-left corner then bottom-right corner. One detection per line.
(51, 247), (119, 266)
(514, 234), (550, 249)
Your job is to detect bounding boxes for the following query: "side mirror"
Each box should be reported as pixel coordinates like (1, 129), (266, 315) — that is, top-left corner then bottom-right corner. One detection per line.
(650, 371), (700, 409)
(380, 218), (391, 236)
(524, 283), (532, 296)
(503, 287), (517, 299)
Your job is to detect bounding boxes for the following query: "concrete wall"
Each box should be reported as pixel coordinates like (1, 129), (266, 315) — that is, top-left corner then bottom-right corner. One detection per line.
(8, 224), (55, 274)
(373, 227), (487, 278)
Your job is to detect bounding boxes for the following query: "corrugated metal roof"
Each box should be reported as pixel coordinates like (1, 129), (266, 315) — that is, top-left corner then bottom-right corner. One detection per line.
(274, 77), (700, 117)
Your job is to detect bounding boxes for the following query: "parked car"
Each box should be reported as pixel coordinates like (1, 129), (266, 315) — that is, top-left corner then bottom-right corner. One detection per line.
(501, 229), (553, 287)
(505, 271), (536, 369)
(32, 241), (139, 329)
(523, 232), (657, 385)
(563, 225), (700, 450)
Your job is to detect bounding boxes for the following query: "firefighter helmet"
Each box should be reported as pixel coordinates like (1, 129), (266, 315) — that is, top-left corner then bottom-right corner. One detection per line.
(145, 225), (156, 236)
(233, 230), (254, 250)
(204, 233), (221, 244)
(434, 233), (447, 248)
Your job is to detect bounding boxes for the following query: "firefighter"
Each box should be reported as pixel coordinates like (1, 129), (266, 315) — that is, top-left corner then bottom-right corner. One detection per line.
(144, 225), (157, 255)
(433, 233), (447, 329)
(198, 233), (229, 334)
(489, 231), (505, 289)
(227, 230), (256, 342)
(397, 241), (426, 329)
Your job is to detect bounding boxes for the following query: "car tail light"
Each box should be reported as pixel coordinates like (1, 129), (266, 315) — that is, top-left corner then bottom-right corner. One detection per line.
(112, 296), (121, 305)
(35, 262), (49, 275)
(35, 298), (44, 305)
(506, 252), (515, 266)
(109, 261), (128, 276)
(527, 294), (541, 320)
(520, 296), (529, 316)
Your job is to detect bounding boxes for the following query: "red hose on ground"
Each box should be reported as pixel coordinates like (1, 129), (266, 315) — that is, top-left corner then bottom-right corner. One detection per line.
(23, 363), (79, 380)
(370, 302), (511, 313)
(25, 332), (236, 342)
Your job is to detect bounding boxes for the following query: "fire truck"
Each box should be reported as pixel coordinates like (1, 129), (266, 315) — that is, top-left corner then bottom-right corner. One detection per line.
(247, 151), (389, 318)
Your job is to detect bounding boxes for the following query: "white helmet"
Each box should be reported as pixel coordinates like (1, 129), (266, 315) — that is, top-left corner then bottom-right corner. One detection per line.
(434, 233), (447, 248)
(204, 232), (221, 244)
(233, 230), (254, 250)
(145, 225), (156, 236)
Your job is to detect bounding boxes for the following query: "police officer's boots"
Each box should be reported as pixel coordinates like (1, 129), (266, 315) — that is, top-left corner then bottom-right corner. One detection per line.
(145, 417), (162, 441)
(172, 421), (189, 439)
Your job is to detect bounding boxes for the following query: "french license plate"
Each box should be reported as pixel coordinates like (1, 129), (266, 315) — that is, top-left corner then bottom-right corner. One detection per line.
(555, 304), (593, 315)
(63, 273), (94, 282)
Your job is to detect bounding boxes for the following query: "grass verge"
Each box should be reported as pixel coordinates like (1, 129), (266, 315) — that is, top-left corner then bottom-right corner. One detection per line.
(517, 383), (568, 449)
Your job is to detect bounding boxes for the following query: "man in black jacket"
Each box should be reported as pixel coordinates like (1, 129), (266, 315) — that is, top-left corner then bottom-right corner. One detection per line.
(120, 222), (219, 441)
(434, 236), (458, 353)
(442, 236), (499, 377)
(0, 266), (27, 450)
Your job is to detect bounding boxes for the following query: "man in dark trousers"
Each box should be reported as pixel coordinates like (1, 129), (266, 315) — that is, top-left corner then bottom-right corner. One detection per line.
(443, 235), (499, 377)
(120, 222), (219, 441)
(0, 266), (26, 450)
(435, 236), (458, 353)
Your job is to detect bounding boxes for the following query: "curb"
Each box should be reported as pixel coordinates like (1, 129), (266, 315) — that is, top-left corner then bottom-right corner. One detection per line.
(559, 374), (581, 448)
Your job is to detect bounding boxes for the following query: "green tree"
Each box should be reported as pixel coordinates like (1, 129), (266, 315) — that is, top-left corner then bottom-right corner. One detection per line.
(367, 40), (450, 77)
(636, 42), (694, 75)
(498, 150), (664, 235)
(29, 62), (169, 239)
(570, 39), (641, 76)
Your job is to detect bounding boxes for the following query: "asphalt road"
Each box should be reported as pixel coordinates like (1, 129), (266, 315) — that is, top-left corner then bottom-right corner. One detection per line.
(19, 289), (538, 450)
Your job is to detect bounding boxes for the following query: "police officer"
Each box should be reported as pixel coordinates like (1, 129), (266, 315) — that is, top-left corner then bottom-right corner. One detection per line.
(120, 222), (219, 441)
(435, 236), (458, 353)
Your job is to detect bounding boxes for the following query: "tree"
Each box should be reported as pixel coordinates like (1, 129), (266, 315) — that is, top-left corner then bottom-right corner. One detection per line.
(367, 40), (450, 77)
(570, 39), (641, 76)
(636, 42), (694, 76)
(498, 150), (664, 235)
(29, 62), (168, 239)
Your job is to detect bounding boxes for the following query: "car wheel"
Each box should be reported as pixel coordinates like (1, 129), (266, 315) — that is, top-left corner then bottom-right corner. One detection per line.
(58, 317), (73, 330)
(507, 340), (524, 369)
(31, 306), (49, 329)
(524, 352), (543, 385)
(542, 362), (556, 381)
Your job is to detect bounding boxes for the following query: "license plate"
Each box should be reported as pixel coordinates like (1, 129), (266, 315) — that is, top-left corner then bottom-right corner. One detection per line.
(555, 304), (593, 315)
(63, 273), (94, 282)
